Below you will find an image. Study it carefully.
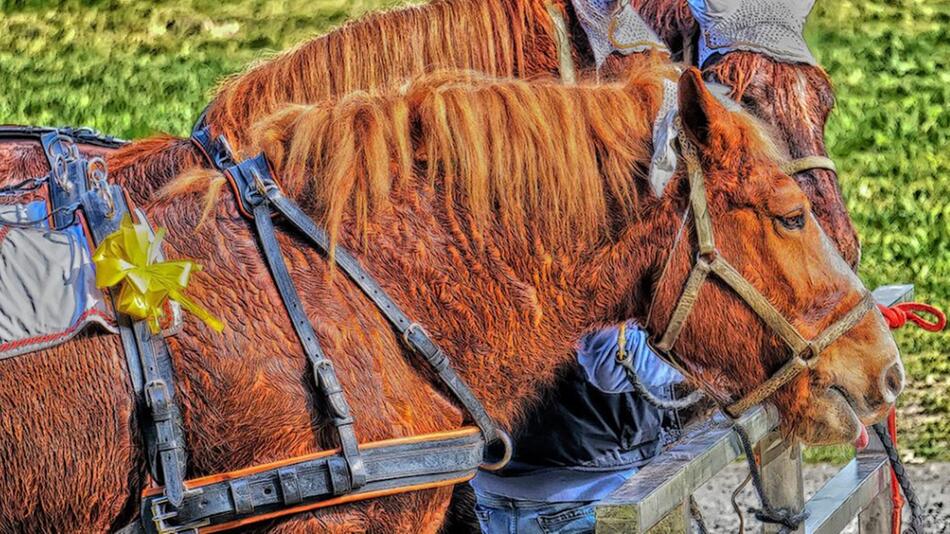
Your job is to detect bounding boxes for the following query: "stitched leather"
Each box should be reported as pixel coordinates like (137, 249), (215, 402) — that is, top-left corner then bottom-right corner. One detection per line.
(251, 202), (368, 490)
(0, 125), (127, 148)
(141, 430), (483, 533)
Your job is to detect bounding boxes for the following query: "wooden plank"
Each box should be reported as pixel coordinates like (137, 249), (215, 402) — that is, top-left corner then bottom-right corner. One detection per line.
(804, 455), (891, 534)
(595, 406), (778, 532)
(758, 433), (804, 533)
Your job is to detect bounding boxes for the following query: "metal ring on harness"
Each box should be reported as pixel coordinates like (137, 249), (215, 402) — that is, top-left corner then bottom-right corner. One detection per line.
(480, 428), (513, 472)
(51, 153), (72, 192)
(88, 157), (115, 219)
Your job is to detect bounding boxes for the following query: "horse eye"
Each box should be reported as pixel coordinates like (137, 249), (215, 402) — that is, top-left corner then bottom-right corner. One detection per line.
(777, 211), (806, 231)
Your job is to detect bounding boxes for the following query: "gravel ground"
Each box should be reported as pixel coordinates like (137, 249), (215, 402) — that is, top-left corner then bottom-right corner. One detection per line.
(690, 462), (949, 533)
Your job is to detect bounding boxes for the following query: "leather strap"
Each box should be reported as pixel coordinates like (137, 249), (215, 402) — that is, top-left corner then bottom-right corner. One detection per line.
(724, 292), (875, 418)
(140, 428), (483, 534)
(189, 121), (508, 457)
(251, 202), (368, 490)
(650, 133), (873, 420)
(41, 132), (88, 229)
(35, 134), (189, 507)
(780, 156), (837, 176)
(0, 125), (127, 148)
(67, 146), (190, 508)
(220, 153), (503, 451)
(232, 157), (367, 491)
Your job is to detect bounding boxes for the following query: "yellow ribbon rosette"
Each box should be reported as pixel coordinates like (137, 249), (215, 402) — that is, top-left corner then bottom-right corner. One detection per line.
(93, 215), (224, 334)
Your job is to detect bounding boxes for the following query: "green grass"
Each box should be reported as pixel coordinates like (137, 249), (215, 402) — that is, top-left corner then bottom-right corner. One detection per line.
(1, 0), (946, 461)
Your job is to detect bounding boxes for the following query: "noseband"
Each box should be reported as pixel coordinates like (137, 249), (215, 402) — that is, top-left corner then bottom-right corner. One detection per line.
(648, 134), (874, 419)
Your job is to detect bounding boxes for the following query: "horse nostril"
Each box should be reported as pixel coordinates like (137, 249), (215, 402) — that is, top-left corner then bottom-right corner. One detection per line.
(882, 361), (905, 403)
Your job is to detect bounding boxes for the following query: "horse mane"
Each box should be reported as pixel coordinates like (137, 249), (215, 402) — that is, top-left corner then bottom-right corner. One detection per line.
(706, 52), (834, 107)
(630, 0), (697, 49)
(264, 68), (668, 256)
(205, 0), (556, 141)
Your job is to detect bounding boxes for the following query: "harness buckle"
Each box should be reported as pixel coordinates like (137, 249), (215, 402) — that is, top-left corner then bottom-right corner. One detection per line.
(149, 495), (210, 534)
(802, 343), (821, 365)
(86, 157), (115, 219)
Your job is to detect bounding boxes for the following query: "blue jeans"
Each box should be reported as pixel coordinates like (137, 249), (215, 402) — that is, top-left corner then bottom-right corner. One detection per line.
(474, 491), (595, 534)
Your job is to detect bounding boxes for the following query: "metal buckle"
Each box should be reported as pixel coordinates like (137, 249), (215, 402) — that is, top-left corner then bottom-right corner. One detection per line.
(213, 135), (236, 170)
(480, 428), (513, 471)
(402, 322), (428, 348)
(250, 167), (269, 199)
(150, 495), (210, 534)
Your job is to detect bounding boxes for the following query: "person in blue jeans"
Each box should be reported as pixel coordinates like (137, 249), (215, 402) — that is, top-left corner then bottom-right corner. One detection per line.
(469, 322), (684, 534)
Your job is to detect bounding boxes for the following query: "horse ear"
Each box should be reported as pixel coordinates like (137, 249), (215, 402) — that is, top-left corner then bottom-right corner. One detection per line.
(677, 67), (730, 150)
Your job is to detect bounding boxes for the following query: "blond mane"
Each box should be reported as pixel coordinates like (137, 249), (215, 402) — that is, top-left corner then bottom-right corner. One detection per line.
(242, 62), (679, 255)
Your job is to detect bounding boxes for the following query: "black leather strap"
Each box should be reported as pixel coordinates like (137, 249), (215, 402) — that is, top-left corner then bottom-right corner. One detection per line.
(1, 125), (127, 148)
(141, 429), (482, 534)
(251, 202), (367, 490)
(62, 144), (190, 509)
(222, 151), (500, 443)
(269, 191), (500, 441)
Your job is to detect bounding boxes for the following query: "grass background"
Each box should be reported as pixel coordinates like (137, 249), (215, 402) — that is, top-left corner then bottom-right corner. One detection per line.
(0, 0), (946, 462)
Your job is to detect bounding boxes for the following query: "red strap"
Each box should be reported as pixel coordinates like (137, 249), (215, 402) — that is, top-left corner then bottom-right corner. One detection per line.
(886, 407), (903, 534)
(876, 300), (944, 533)
(877, 302), (947, 332)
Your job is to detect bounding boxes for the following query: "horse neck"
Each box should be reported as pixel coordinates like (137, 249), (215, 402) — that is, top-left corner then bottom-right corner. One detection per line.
(333, 187), (674, 431)
(203, 0), (573, 150)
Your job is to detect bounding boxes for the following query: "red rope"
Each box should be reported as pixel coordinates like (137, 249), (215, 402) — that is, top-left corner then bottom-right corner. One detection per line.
(877, 302), (947, 332)
(887, 407), (904, 534)
(877, 300), (944, 533)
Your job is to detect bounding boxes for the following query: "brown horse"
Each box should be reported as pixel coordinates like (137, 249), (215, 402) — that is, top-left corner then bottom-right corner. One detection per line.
(630, 0), (860, 267)
(1, 64), (899, 532)
(197, 0), (859, 267)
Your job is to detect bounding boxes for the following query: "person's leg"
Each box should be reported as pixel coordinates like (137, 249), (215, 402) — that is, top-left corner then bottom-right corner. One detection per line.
(520, 502), (595, 534)
(472, 490), (514, 534)
(473, 490), (594, 534)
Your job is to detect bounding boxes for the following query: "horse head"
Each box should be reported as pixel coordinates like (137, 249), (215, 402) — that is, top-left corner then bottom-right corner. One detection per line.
(649, 68), (901, 444)
(685, 0), (861, 268)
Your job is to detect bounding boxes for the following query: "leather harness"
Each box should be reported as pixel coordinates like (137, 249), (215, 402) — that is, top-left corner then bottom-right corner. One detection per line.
(2, 127), (504, 534)
(118, 122), (511, 534)
(647, 130), (874, 419)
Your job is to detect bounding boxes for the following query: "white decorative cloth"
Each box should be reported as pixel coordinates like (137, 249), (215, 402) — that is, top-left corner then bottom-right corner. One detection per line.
(571, 0), (667, 68)
(0, 202), (116, 360)
(649, 78), (742, 197)
(686, 0), (818, 67)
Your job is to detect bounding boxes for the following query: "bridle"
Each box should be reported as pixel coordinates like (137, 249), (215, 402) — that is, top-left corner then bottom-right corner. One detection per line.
(780, 155), (837, 176)
(647, 132), (874, 419)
